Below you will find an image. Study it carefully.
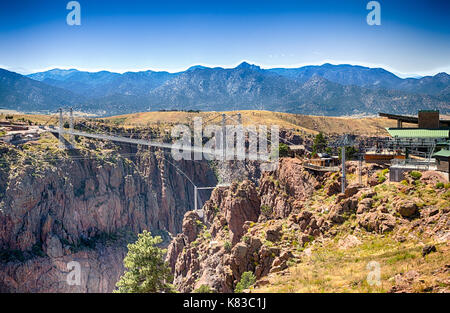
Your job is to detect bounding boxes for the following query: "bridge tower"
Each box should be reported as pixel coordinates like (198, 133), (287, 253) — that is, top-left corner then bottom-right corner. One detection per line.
(58, 108), (64, 149)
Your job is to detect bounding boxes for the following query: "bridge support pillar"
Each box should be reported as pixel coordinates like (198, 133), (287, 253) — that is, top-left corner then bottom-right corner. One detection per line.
(221, 114), (226, 161)
(58, 108), (64, 149)
(69, 107), (74, 145)
(194, 185), (198, 211)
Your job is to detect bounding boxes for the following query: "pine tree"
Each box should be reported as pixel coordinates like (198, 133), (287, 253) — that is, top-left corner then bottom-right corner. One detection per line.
(313, 132), (327, 154)
(114, 230), (174, 293)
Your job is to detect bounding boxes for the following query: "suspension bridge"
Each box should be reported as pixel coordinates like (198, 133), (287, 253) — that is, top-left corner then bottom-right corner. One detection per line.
(36, 108), (282, 215)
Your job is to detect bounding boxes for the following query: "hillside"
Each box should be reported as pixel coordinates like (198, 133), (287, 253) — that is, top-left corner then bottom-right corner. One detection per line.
(167, 159), (450, 293)
(103, 110), (409, 136)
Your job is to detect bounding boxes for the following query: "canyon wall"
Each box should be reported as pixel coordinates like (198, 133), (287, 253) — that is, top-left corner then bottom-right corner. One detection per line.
(0, 145), (216, 292)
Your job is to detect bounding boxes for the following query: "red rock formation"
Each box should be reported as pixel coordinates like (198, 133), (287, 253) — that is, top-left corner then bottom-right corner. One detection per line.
(0, 145), (216, 292)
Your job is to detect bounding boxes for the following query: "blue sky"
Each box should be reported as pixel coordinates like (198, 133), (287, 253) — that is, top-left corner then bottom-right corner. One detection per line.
(0, 0), (449, 76)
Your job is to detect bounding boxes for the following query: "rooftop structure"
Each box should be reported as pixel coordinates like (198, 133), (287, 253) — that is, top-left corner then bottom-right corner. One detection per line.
(385, 128), (449, 139)
(376, 111), (450, 181)
(379, 111), (450, 129)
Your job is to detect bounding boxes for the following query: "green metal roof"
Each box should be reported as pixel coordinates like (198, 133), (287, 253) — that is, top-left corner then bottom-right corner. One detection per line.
(433, 149), (450, 158)
(386, 128), (449, 138)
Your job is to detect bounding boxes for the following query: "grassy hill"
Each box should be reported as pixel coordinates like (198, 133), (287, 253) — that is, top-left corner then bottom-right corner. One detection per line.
(102, 110), (409, 136)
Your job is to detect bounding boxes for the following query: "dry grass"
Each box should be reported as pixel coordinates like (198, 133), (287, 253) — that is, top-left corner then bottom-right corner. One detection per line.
(253, 233), (449, 293)
(103, 110), (406, 136)
(2, 110), (414, 136)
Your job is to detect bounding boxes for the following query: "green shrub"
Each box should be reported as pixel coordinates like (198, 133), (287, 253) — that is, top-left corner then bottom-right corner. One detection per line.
(235, 271), (256, 293)
(377, 169), (389, 183)
(224, 240), (232, 252)
(410, 171), (422, 180)
(313, 132), (327, 154)
(436, 182), (445, 189)
(445, 183), (450, 189)
(261, 204), (273, 216)
(194, 284), (213, 293)
(400, 180), (409, 186)
(278, 143), (289, 157)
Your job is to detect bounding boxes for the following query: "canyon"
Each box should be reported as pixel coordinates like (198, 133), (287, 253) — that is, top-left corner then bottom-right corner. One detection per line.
(0, 135), (216, 292)
(0, 116), (449, 293)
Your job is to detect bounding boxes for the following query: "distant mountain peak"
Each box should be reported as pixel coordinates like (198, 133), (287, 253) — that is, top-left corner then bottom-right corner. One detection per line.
(186, 65), (208, 71)
(236, 61), (261, 71)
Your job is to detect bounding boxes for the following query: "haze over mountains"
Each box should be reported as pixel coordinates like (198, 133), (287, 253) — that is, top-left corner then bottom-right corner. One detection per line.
(0, 63), (449, 116)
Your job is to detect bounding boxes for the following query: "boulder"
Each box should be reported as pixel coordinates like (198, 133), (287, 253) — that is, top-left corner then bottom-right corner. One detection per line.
(265, 224), (282, 242)
(357, 212), (396, 233)
(422, 245), (437, 257)
(396, 200), (418, 218)
(344, 184), (362, 198)
(357, 198), (373, 214)
(338, 235), (362, 250)
(325, 181), (341, 196)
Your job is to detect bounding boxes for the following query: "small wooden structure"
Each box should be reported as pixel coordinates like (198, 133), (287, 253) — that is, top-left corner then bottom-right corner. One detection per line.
(304, 153), (340, 172)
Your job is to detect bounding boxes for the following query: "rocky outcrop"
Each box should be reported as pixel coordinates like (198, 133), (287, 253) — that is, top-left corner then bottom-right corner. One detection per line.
(259, 158), (320, 218)
(167, 157), (450, 293)
(166, 180), (261, 292)
(166, 158), (330, 292)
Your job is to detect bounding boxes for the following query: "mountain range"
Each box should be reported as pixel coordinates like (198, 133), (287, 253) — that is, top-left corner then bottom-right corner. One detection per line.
(0, 62), (448, 116)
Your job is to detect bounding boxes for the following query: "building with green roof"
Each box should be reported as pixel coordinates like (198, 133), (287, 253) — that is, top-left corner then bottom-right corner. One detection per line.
(386, 128), (450, 139)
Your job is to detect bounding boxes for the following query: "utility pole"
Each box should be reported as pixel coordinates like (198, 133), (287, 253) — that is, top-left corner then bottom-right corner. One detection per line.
(341, 134), (350, 194)
(58, 108), (64, 149)
(359, 153), (363, 185)
(194, 185), (198, 214)
(341, 145), (346, 193)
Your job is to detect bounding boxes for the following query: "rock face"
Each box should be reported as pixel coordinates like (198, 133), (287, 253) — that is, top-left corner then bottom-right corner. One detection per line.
(0, 146), (216, 292)
(0, 240), (128, 293)
(166, 159), (325, 293)
(259, 158), (320, 218)
(165, 157), (450, 293)
(223, 181), (260, 244)
(166, 180), (261, 292)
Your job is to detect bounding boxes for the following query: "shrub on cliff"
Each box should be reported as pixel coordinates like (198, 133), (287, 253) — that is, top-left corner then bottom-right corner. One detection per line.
(234, 271), (256, 293)
(278, 143), (289, 157)
(114, 230), (174, 293)
(193, 284), (213, 293)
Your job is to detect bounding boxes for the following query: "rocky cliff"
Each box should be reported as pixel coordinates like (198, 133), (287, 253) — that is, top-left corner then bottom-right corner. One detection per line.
(166, 158), (450, 293)
(166, 158), (328, 292)
(0, 138), (217, 292)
